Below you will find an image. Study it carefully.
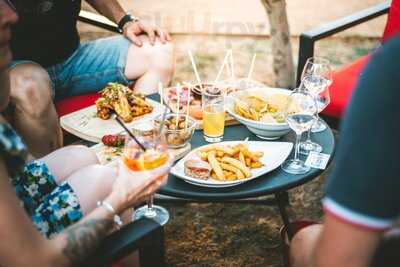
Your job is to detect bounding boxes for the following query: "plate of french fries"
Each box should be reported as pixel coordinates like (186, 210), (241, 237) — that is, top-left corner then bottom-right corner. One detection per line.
(171, 141), (293, 187)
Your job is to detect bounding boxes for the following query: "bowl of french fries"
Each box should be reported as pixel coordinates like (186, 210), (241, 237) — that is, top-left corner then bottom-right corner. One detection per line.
(226, 87), (294, 140)
(171, 141), (293, 187)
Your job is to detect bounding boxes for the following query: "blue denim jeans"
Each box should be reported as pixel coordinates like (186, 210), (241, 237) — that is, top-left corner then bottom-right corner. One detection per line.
(10, 36), (131, 100)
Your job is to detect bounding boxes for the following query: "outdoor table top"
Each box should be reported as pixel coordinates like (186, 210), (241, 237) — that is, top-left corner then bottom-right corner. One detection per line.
(147, 94), (336, 201)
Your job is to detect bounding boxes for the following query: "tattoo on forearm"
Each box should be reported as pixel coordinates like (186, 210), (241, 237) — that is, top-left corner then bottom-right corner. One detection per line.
(62, 219), (113, 266)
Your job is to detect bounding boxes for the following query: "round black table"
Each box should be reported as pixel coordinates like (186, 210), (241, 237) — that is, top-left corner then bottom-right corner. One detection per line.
(159, 122), (335, 238)
(149, 94), (336, 238)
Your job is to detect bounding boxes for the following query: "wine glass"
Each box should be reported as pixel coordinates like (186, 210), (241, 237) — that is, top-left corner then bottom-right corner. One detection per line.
(281, 87), (317, 175)
(299, 57), (332, 155)
(122, 129), (173, 226)
(315, 86), (331, 124)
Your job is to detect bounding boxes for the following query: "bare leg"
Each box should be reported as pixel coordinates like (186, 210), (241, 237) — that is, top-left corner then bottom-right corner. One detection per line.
(9, 63), (62, 157)
(290, 224), (324, 267)
(39, 145), (99, 183)
(66, 164), (116, 214)
(124, 36), (175, 95)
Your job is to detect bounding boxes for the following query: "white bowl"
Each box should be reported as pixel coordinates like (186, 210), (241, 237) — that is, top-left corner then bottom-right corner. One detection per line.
(226, 87), (292, 140)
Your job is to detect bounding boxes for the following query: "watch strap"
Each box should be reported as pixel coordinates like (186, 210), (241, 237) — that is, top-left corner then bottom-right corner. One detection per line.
(118, 14), (139, 33)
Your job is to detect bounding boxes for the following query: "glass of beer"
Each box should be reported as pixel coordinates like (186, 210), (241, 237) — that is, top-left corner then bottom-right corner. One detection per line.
(202, 85), (225, 142)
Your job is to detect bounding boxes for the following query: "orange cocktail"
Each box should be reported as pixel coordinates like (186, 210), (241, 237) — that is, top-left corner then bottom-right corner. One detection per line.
(123, 148), (169, 171)
(203, 104), (225, 138)
(202, 86), (225, 143)
(122, 135), (171, 225)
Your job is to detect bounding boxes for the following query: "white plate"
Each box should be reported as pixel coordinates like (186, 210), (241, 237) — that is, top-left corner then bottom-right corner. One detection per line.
(60, 98), (164, 143)
(171, 141), (293, 188)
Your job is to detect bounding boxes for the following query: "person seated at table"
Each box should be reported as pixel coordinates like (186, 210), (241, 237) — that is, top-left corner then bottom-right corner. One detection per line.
(0, 2), (168, 266)
(289, 35), (400, 267)
(6, 0), (175, 157)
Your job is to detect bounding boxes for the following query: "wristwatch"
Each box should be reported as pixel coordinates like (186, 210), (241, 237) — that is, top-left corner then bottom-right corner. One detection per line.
(118, 14), (139, 33)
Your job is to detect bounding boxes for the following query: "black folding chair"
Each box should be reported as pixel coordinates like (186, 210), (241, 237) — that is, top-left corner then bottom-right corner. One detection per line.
(296, 1), (391, 129)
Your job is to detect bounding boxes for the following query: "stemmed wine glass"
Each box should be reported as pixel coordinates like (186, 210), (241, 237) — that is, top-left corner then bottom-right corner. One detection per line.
(122, 128), (173, 226)
(299, 57), (332, 155)
(315, 85), (331, 126)
(281, 86), (317, 175)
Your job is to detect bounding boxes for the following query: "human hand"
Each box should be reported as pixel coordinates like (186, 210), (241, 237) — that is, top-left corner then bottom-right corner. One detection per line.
(105, 161), (170, 214)
(123, 20), (171, 47)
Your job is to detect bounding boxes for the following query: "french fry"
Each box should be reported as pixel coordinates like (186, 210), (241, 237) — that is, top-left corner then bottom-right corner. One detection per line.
(200, 145), (234, 155)
(226, 172), (237, 180)
(220, 162), (245, 179)
(216, 151), (224, 157)
(208, 151), (225, 180)
(251, 161), (263, 168)
(245, 157), (251, 167)
(223, 170), (231, 176)
(211, 171), (217, 179)
(242, 148), (259, 162)
(232, 146), (241, 155)
(199, 151), (208, 161)
(253, 151), (264, 158)
(238, 152), (246, 166)
(221, 157), (251, 178)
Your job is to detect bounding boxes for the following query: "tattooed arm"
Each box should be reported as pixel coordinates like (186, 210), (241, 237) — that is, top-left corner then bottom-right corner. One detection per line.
(0, 158), (117, 267)
(0, 157), (167, 267)
(50, 207), (116, 267)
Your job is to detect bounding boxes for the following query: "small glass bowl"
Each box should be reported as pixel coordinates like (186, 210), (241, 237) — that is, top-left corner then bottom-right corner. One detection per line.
(155, 113), (197, 149)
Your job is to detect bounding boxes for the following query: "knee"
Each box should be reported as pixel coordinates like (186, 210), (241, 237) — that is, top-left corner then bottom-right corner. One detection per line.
(65, 145), (99, 165)
(290, 224), (323, 267)
(87, 164), (117, 188)
(139, 39), (175, 76)
(10, 64), (52, 118)
(152, 41), (175, 72)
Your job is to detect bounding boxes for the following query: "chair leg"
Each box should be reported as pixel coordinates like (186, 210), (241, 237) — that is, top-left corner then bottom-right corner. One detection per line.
(139, 227), (166, 267)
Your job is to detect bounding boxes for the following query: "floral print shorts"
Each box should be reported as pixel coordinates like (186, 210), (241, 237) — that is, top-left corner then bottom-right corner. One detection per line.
(12, 161), (83, 238)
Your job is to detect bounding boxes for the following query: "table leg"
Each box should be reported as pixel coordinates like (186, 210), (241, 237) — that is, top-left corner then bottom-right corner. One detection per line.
(275, 191), (294, 241)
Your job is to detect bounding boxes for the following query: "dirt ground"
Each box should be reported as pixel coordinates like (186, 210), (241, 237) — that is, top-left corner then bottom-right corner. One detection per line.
(78, 18), (379, 266)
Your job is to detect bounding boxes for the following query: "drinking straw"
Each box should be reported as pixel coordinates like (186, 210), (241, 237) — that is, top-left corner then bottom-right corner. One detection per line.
(188, 50), (204, 92)
(229, 49), (235, 80)
(213, 50), (230, 88)
(246, 53), (257, 89)
(158, 82), (164, 106)
(185, 84), (192, 129)
(157, 105), (169, 138)
(176, 83), (181, 129)
(112, 111), (146, 151)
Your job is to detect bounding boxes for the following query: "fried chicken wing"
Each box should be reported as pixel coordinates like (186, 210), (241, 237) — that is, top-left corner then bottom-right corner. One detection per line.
(96, 83), (153, 122)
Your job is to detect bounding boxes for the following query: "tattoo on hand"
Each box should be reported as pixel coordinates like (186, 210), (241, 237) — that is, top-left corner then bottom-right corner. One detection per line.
(62, 219), (113, 266)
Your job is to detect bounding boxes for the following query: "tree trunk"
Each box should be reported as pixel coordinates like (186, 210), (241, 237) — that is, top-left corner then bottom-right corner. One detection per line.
(260, 0), (295, 88)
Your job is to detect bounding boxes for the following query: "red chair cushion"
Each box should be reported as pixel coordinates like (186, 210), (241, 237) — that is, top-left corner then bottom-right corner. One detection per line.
(55, 93), (100, 117)
(382, 0), (400, 43)
(322, 54), (371, 119)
